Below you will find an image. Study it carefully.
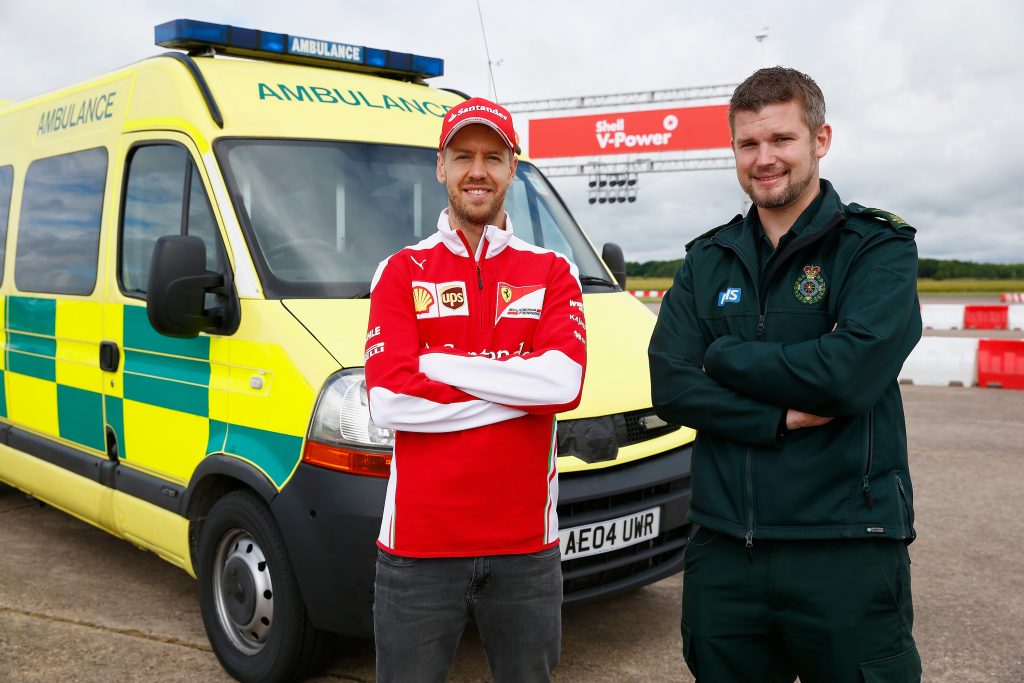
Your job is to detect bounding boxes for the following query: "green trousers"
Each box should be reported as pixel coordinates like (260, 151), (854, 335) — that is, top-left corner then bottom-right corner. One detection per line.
(681, 528), (921, 682)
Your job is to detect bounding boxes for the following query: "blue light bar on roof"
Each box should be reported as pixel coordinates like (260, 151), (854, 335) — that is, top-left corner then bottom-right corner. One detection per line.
(154, 19), (444, 79)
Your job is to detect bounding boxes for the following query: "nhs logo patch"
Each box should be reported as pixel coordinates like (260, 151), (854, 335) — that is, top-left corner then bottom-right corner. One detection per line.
(717, 288), (742, 307)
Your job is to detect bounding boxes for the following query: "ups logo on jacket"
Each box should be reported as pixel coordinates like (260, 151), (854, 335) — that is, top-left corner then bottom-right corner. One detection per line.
(440, 284), (466, 309)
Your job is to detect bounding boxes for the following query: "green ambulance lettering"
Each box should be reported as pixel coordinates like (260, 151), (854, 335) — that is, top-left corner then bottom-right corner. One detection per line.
(310, 86), (337, 103)
(256, 82), (450, 117)
(35, 91), (117, 136)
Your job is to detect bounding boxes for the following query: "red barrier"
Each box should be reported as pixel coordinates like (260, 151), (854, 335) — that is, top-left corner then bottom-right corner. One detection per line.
(964, 305), (1009, 330)
(977, 339), (1024, 389)
(1002, 292), (1024, 303)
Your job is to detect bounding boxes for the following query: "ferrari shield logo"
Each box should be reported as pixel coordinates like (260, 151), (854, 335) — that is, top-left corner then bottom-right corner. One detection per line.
(500, 285), (513, 303)
(794, 265), (827, 304)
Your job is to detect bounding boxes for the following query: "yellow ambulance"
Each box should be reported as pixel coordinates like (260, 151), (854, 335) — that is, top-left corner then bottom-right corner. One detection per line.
(0, 19), (695, 681)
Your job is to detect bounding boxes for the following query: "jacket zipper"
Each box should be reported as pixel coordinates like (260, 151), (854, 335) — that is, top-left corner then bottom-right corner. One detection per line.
(862, 411), (874, 508)
(458, 230), (488, 332)
(711, 239), (761, 553)
(895, 473), (913, 533)
(745, 447), (754, 560)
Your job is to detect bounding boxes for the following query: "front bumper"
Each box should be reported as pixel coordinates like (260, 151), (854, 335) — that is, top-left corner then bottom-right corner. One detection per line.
(559, 442), (692, 605)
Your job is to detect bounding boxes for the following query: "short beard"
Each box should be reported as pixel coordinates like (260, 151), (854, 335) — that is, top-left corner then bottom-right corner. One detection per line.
(750, 176), (809, 209)
(447, 185), (507, 230)
(747, 152), (818, 210)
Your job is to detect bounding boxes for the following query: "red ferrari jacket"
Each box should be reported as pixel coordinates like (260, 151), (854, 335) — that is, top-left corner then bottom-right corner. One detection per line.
(365, 209), (587, 557)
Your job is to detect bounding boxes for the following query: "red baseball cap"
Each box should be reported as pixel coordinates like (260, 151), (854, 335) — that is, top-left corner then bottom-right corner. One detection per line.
(439, 97), (517, 152)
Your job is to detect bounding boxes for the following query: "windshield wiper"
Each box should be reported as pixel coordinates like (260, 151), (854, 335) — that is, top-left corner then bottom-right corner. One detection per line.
(579, 275), (618, 288)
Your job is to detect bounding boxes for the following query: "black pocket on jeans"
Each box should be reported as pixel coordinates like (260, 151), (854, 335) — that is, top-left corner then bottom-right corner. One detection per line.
(377, 548), (419, 567)
(527, 544), (562, 561)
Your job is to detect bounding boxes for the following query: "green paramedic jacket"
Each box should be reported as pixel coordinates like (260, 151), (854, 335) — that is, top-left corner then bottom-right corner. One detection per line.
(649, 180), (922, 544)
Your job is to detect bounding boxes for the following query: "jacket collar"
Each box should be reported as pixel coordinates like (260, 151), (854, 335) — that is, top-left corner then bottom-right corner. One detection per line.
(437, 208), (515, 260)
(712, 179), (845, 263)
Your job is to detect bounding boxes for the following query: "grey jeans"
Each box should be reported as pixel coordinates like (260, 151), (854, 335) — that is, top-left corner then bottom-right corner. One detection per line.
(373, 545), (563, 683)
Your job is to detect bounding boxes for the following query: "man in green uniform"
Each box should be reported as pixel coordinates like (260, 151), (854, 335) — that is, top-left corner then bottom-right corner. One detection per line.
(649, 67), (922, 682)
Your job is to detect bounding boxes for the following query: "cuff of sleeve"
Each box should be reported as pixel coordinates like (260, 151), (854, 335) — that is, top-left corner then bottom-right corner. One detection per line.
(775, 409), (788, 447)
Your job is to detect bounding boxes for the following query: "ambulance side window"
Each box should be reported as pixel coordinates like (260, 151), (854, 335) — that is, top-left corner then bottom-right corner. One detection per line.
(15, 148), (107, 295)
(119, 144), (225, 297)
(0, 165), (12, 284)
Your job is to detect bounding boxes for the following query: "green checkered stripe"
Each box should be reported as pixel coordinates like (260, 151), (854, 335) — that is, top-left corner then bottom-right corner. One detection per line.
(5, 296), (104, 451)
(4, 297), (302, 488)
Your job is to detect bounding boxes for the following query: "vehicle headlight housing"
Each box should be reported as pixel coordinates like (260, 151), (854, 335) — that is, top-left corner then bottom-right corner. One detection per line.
(303, 368), (394, 477)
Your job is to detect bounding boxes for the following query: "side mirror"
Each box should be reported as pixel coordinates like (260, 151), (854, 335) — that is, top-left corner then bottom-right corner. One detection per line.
(147, 235), (239, 338)
(601, 242), (627, 291)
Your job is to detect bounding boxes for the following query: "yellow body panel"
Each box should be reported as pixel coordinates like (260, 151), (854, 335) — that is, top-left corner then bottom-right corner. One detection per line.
(0, 443), (117, 532)
(6, 373), (59, 436)
(122, 400), (209, 484)
(113, 491), (194, 575)
(0, 444), (193, 576)
(55, 300), (104, 391)
(225, 301), (334, 437)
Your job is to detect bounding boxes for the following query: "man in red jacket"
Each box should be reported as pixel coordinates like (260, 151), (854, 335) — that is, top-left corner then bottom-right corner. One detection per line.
(364, 97), (587, 683)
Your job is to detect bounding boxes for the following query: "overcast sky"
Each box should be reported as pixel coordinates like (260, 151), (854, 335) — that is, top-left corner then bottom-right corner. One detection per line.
(2, 0), (1022, 264)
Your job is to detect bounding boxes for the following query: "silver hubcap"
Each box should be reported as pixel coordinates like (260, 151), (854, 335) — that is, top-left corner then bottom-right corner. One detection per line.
(212, 529), (274, 655)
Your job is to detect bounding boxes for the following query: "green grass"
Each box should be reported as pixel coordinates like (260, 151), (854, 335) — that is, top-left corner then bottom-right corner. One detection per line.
(627, 277), (673, 291)
(915, 279), (1024, 294)
(627, 277), (1024, 296)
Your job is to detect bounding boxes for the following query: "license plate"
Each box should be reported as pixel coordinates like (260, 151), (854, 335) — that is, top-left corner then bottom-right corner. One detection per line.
(558, 507), (661, 561)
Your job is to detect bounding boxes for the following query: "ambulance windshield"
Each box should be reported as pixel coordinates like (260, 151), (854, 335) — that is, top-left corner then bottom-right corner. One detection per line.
(215, 140), (611, 298)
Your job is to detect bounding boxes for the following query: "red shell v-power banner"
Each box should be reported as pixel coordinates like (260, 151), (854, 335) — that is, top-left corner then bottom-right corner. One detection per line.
(527, 104), (730, 159)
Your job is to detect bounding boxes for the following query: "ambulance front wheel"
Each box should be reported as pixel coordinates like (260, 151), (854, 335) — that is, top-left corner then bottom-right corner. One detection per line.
(198, 490), (328, 683)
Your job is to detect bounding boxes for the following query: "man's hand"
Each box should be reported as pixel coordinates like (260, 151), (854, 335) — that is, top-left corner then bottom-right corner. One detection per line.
(786, 409), (833, 431)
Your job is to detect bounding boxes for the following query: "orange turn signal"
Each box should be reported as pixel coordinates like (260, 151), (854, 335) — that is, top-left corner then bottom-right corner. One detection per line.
(302, 440), (392, 478)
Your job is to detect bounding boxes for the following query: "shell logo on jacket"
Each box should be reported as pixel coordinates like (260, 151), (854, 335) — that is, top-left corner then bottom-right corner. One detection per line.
(365, 209), (587, 558)
(411, 280), (469, 318)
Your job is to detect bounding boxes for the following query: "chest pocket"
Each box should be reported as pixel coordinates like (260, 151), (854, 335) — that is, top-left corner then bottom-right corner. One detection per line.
(698, 285), (758, 342)
(765, 263), (835, 342)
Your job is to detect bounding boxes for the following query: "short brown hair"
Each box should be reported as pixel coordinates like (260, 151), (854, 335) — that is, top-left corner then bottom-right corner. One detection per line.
(729, 67), (826, 135)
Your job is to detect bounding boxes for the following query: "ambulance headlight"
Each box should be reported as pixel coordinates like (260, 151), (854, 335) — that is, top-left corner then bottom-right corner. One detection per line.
(304, 369), (393, 477)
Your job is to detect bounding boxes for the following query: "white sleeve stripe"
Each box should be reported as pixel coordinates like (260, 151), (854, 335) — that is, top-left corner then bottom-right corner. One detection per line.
(419, 350), (583, 406)
(369, 258), (390, 293)
(369, 387), (526, 432)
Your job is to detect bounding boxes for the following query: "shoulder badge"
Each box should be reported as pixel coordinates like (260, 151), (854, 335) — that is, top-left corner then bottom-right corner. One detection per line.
(794, 265), (827, 304)
(846, 203), (912, 231)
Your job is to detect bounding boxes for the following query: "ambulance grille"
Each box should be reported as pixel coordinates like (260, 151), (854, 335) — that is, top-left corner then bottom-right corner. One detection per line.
(557, 409), (680, 463)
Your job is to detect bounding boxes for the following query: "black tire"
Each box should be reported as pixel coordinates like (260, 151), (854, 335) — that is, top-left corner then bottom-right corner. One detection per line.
(197, 490), (329, 682)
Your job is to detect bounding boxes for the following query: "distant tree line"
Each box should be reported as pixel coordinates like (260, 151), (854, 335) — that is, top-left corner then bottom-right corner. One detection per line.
(626, 260), (684, 278)
(916, 259), (1023, 280)
(627, 258), (1024, 280)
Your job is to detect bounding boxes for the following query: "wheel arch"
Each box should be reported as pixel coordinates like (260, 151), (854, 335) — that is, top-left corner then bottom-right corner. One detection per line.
(183, 453), (280, 568)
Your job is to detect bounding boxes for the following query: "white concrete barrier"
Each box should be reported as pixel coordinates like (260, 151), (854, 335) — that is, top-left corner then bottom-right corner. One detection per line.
(920, 304), (964, 330)
(1009, 306), (1024, 331)
(899, 337), (980, 386)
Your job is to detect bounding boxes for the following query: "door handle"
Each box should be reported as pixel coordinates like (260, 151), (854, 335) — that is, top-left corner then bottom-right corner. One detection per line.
(100, 341), (120, 372)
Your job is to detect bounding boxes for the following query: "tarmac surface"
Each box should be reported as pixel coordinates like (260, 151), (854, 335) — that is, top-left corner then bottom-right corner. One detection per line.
(1, 384), (1022, 682)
